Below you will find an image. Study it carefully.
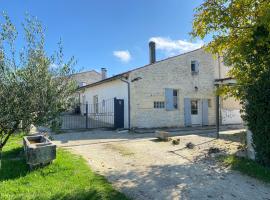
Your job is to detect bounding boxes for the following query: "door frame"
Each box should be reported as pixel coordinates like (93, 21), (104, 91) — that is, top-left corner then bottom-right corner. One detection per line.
(190, 99), (203, 126)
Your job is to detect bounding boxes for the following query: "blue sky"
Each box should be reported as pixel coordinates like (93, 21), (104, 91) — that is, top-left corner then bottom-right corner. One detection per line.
(1, 0), (205, 76)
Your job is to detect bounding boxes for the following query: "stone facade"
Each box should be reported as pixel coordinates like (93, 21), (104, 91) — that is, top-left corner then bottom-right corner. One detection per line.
(71, 70), (102, 86)
(79, 48), (242, 129)
(128, 48), (221, 128)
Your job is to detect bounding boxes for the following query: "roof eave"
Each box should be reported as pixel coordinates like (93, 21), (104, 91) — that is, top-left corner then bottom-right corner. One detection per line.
(77, 72), (129, 91)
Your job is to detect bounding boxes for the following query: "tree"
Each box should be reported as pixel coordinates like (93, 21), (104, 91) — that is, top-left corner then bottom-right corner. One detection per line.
(192, 0), (270, 166)
(0, 14), (77, 168)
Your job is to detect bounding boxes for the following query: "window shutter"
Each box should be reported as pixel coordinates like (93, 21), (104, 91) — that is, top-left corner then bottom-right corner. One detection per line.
(184, 98), (191, 126)
(195, 61), (199, 72)
(165, 88), (174, 111)
(202, 99), (209, 125)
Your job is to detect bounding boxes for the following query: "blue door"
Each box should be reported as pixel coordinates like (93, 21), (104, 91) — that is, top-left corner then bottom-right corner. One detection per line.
(114, 98), (124, 129)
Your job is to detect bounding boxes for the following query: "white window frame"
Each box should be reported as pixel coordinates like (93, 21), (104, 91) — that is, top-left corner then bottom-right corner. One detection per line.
(154, 101), (165, 109)
(93, 95), (99, 113)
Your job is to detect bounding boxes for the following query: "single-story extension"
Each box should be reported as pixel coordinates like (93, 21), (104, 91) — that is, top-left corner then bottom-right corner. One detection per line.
(78, 42), (242, 129)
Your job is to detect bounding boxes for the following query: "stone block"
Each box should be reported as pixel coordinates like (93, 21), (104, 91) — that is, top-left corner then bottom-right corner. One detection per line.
(155, 131), (170, 141)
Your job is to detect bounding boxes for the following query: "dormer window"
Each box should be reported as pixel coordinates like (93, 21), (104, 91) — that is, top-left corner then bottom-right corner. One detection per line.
(191, 60), (199, 74)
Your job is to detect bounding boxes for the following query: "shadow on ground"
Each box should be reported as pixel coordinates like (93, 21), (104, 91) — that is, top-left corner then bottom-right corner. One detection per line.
(0, 147), (29, 181)
(53, 126), (245, 148)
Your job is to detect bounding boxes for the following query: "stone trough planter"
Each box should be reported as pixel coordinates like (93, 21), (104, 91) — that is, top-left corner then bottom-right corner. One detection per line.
(23, 135), (56, 169)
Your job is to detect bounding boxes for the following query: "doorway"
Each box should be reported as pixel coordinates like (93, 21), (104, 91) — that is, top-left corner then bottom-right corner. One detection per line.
(191, 99), (202, 125)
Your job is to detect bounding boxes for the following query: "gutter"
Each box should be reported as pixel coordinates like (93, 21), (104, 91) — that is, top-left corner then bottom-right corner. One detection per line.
(120, 77), (131, 130)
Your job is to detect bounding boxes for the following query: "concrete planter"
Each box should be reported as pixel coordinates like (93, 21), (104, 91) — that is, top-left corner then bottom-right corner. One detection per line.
(23, 135), (56, 168)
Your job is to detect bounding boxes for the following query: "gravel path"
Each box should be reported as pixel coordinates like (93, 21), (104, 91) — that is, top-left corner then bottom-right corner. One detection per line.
(53, 130), (270, 200)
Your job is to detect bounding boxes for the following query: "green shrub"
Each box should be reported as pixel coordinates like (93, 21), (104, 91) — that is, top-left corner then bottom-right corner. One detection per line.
(219, 155), (270, 183)
(243, 67), (270, 166)
(50, 117), (62, 134)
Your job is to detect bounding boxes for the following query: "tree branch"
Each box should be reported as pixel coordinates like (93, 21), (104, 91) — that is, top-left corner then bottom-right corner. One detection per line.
(0, 122), (19, 148)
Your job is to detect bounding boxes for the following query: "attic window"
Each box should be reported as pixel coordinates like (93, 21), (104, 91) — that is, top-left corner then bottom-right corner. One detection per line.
(191, 60), (199, 74)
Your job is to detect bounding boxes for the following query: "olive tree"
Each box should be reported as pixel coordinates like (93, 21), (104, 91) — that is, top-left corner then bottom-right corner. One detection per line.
(0, 14), (77, 167)
(192, 0), (270, 165)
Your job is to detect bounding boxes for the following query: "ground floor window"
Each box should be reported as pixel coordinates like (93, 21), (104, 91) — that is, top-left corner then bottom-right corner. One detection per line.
(93, 95), (99, 113)
(208, 99), (212, 107)
(173, 89), (178, 109)
(154, 101), (165, 109)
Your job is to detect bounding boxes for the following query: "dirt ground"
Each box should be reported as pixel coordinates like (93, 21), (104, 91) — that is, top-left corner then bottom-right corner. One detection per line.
(53, 129), (270, 200)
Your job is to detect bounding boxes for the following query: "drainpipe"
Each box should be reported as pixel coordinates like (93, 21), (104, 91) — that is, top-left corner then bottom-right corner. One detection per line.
(120, 77), (131, 130)
(216, 84), (220, 139)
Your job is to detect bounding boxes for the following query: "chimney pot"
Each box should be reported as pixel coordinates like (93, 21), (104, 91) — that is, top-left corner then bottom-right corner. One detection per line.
(101, 68), (107, 80)
(149, 41), (156, 64)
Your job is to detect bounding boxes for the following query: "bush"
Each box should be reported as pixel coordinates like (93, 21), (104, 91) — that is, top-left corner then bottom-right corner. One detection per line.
(50, 117), (62, 134)
(244, 69), (270, 166)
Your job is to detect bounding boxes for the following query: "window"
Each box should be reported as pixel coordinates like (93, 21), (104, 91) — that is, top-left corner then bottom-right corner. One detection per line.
(208, 99), (212, 107)
(93, 95), (98, 113)
(173, 89), (178, 109)
(165, 88), (179, 111)
(191, 60), (199, 74)
(154, 101), (165, 109)
(191, 100), (198, 114)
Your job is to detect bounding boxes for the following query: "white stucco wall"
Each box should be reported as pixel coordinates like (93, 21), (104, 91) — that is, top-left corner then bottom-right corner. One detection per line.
(79, 79), (129, 128)
(221, 97), (243, 125)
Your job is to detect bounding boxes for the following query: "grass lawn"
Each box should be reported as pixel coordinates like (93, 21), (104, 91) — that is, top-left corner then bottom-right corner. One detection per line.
(219, 155), (270, 183)
(0, 134), (129, 200)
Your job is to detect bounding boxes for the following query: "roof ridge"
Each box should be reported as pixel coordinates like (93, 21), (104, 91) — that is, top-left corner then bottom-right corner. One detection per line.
(72, 69), (101, 76)
(78, 47), (204, 90)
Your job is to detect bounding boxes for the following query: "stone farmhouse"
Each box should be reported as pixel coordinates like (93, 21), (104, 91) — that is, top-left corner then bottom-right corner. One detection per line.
(70, 69), (104, 87)
(77, 42), (242, 129)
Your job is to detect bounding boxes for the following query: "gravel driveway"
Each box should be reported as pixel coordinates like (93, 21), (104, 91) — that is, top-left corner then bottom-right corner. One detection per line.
(53, 129), (270, 200)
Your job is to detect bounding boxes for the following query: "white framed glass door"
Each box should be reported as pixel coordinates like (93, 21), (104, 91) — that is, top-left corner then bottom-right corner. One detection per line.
(191, 100), (202, 125)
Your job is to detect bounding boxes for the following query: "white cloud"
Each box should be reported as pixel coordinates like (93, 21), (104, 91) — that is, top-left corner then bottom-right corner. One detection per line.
(149, 37), (204, 56)
(113, 50), (131, 63)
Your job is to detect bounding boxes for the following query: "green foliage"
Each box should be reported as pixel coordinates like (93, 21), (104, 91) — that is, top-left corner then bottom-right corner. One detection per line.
(0, 13), (77, 151)
(50, 117), (63, 134)
(192, 0), (270, 166)
(219, 155), (270, 183)
(244, 70), (270, 165)
(0, 135), (129, 200)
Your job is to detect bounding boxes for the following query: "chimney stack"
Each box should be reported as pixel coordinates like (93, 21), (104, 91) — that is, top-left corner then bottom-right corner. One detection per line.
(101, 68), (107, 80)
(149, 41), (156, 64)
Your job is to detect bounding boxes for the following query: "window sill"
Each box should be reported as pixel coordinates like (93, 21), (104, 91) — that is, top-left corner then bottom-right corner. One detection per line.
(191, 72), (199, 75)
